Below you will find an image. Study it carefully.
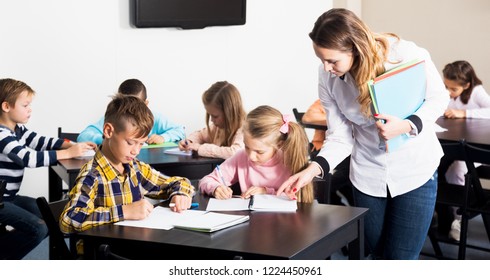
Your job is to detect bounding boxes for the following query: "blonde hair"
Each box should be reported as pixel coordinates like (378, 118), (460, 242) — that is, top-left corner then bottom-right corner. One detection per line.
(309, 8), (398, 117)
(202, 81), (246, 146)
(244, 105), (314, 203)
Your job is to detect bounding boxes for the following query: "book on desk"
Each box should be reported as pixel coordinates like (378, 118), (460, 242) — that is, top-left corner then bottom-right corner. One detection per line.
(115, 206), (249, 233)
(206, 194), (298, 212)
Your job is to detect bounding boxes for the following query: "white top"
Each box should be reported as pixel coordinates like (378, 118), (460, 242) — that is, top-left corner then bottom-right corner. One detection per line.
(316, 37), (449, 197)
(447, 85), (490, 119)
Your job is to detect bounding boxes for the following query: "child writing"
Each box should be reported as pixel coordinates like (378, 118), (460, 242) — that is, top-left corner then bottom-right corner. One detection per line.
(0, 78), (95, 259)
(199, 105), (314, 203)
(60, 95), (195, 234)
(77, 78), (185, 145)
(178, 81), (246, 159)
(441, 60), (490, 241)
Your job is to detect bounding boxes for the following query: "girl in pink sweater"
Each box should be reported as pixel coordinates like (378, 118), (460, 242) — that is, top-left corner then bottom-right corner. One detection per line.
(178, 81), (246, 159)
(199, 105), (314, 203)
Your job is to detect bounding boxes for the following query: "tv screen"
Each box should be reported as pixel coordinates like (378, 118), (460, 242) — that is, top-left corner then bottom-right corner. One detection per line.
(133, 0), (247, 29)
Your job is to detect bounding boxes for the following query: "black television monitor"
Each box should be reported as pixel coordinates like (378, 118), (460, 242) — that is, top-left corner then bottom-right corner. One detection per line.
(132, 0), (247, 29)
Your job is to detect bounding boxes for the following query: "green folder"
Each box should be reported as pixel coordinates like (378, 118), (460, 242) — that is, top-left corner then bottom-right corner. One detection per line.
(368, 59), (426, 152)
(142, 142), (179, 149)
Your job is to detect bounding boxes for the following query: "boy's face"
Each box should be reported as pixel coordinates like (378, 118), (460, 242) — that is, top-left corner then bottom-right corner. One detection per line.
(3, 90), (33, 125)
(102, 122), (148, 166)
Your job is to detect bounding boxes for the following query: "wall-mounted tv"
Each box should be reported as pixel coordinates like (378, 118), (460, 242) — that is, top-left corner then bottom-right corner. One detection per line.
(132, 0), (247, 29)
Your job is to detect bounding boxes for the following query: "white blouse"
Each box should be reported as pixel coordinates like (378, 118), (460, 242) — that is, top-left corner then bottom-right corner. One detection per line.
(316, 37), (449, 197)
(447, 85), (490, 119)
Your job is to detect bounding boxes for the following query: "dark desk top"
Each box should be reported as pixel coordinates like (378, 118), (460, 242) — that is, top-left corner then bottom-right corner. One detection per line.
(57, 146), (223, 171)
(436, 117), (490, 147)
(78, 194), (368, 260)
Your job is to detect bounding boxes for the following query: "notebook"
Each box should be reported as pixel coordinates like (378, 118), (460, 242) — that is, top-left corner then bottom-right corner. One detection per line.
(206, 194), (297, 212)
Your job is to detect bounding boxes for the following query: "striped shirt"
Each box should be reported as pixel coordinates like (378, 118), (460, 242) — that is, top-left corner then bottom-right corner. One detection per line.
(60, 148), (195, 233)
(0, 124), (63, 198)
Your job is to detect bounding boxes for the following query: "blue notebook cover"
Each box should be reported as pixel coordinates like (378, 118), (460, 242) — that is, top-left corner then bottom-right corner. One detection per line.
(368, 60), (426, 152)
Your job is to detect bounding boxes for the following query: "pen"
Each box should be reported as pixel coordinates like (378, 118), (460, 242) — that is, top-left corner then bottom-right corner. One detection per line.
(216, 164), (227, 186)
(169, 202), (199, 209)
(183, 126), (188, 146)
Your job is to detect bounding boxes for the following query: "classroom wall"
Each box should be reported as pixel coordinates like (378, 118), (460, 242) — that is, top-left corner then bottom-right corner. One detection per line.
(361, 0), (490, 85)
(0, 0), (332, 198)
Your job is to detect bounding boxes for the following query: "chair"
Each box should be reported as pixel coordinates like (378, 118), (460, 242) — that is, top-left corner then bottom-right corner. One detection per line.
(96, 244), (129, 260)
(428, 140), (490, 259)
(292, 108), (328, 131)
(35, 197), (77, 260)
(58, 127), (79, 142)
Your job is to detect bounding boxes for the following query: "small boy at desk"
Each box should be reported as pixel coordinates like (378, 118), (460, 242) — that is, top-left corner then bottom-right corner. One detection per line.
(77, 79), (185, 145)
(60, 95), (195, 234)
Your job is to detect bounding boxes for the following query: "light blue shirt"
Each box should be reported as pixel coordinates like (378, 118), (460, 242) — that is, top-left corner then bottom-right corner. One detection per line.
(77, 110), (185, 145)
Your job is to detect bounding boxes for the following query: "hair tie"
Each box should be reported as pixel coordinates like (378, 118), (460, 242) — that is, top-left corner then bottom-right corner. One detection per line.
(280, 114), (293, 134)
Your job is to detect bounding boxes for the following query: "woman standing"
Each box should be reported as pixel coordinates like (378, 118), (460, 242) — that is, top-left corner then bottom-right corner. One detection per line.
(278, 8), (448, 259)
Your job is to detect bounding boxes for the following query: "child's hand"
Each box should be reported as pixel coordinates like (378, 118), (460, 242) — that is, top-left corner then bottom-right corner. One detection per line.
(444, 109), (466, 119)
(147, 134), (164, 144)
(169, 195), (191, 213)
(62, 142), (95, 159)
(241, 186), (266, 199)
(213, 186), (233, 200)
(178, 139), (190, 151)
(122, 199), (154, 220)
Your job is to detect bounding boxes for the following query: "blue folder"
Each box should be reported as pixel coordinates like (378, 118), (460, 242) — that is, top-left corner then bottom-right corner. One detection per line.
(368, 60), (426, 152)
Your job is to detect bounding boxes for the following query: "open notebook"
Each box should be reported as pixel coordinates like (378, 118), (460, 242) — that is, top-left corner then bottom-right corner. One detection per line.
(115, 206), (249, 232)
(206, 194), (297, 212)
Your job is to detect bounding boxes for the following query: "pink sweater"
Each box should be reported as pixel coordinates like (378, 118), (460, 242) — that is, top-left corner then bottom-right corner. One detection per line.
(199, 149), (291, 196)
(187, 123), (244, 159)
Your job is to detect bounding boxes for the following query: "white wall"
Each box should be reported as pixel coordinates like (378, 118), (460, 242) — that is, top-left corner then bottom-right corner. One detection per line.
(0, 0), (332, 198)
(362, 0), (490, 85)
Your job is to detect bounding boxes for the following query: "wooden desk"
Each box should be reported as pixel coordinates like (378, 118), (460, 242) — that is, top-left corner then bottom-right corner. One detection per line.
(78, 195), (368, 260)
(48, 147), (223, 202)
(436, 117), (490, 148)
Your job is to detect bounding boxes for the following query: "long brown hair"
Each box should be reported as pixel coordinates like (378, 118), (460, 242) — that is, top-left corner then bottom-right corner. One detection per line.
(309, 8), (396, 117)
(244, 105), (314, 203)
(202, 81), (246, 146)
(443, 60), (482, 104)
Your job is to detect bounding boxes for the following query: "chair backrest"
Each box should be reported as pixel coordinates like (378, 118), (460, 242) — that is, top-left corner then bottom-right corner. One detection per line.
(58, 127), (79, 142)
(35, 197), (75, 260)
(464, 143), (490, 205)
(292, 108), (328, 131)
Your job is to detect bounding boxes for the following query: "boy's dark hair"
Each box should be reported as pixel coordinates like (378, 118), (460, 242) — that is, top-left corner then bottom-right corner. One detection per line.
(0, 78), (35, 107)
(104, 95), (154, 138)
(117, 79), (147, 100)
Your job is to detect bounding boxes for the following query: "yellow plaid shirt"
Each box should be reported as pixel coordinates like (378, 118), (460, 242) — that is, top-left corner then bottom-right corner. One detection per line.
(60, 149), (195, 233)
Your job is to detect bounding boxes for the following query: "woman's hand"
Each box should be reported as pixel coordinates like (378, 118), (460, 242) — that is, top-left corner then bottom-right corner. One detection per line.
(277, 164), (321, 200)
(374, 113), (412, 140)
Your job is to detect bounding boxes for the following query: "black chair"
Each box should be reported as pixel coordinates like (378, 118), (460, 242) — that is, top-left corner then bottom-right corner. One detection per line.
(292, 108), (328, 131)
(428, 140), (490, 259)
(58, 127), (79, 142)
(35, 197), (77, 260)
(97, 244), (129, 260)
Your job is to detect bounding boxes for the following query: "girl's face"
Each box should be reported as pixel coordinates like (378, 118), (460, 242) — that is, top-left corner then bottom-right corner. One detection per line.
(444, 78), (470, 99)
(204, 104), (225, 128)
(243, 131), (277, 166)
(313, 43), (354, 77)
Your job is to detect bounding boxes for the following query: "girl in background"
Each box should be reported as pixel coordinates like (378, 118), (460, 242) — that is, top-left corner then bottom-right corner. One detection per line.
(178, 81), (246, 159)
(199, 105), (314, 203)
(442, 60), (490, 241)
